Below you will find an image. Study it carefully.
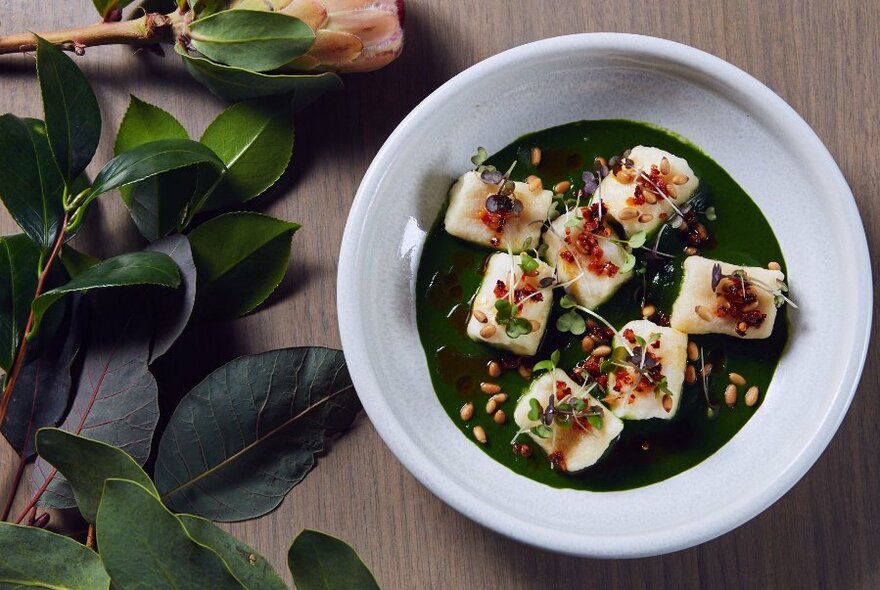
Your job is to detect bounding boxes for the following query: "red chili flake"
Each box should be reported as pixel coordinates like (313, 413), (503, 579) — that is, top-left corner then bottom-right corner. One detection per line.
(559, 249), (575, 264)
(493, 280), (508, 298)
(715, 277), (767, 335)
(622, 328), (637, 343)
(549, 451), (567, 472)
(555, 380), (572, 400)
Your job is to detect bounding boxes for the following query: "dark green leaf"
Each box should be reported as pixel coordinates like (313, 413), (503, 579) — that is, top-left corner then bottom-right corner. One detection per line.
(177, 45), (343, 105)
(188, 212), (298, 319)
(31, 290), (158, 509)
(59, 245), (100, 278)
(199, 98), (294, 211)
(180, 515), (287, 590)
(92, 0), (137, 18)
(0, 235), (39, 371)
(519, 252), (538, 273)
(114, 96), (198, 240)
(90, 138), (225, 198)
(2, 298), (81, 460)
(288, 530), (379, 590)
(556, 309), (585, 335)
(35, 428), (157, 523)
(505, 317), (532, 338)
(97, 479), (244, 590)
(31, 251), (180, 335)
(146, 236), (197, 362)
(188, 10), (315, 72)
(587, 413), (603, 430)
(527, 398), (542, 421)
(0, 116), (66, 250)
(560, 293), (578, 309)
(36, 36), (101, 182)
(0, 522), (110, 589)
(155, 347), (360, 521)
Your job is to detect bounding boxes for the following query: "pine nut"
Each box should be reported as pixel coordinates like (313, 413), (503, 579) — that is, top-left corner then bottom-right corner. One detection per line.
(593, 345), (612, 357)
(473, 310), (487, 323)
(642, 304), (656, 318)
(479, 324), (496, 338)
(553, 180), (571, 194)
(494, 410), (507, 424)
(491, 392), (508, 404)
(701, 363), (713, 377)
(527, 175), (543, 192)
(685, 365), (697, 384)
(687, 341), (699, 361)
(473, 425), (487, 444)
(660, 156), (670, 175)
(768, 261), (781, 271)
(485, 399), (498, 414)
(672, 174), (689, 185)
(665, 184), (678, 198)
(619, 207), (639, 221)
(460, 402), (474, 421)
(729, 372), (746, 386)
(684, 246), (698, 256)
(638, 213), (654, 223)
(487, 361), (501, 378)
(695, 305), (713, 321)
(644, 192), (657, 204)
(745, 385), (759, 407)
(480, 382), (501, 394)
(518, 365), (532, 380)
(724, 384), (737, 407)
(662, 394), (673, 412)
(581, 336), (595, 353)
(530, 147), (542, 166)
(529, 319), (541, 332)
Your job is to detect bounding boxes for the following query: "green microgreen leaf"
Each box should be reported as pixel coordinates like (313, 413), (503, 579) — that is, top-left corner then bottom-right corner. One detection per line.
(528, 398), (543, 422)
(521, 236), (533, 251)
(564, 216), (583, 228)
(519, 252), (539, 273)
(571, 398), (586, 412)
(471, 147), (488, 167)
(705, 206), (717, 221)
(587, 413), (603, 430)
(494, 299), (515, 323)
(530, 424), (552, 439)
(635, 335), (646, 348)
(628, 230), (648, 249)
(556, 309), (586, 335)
(506, 316), (532, 339)
(620, 251), (637, 273)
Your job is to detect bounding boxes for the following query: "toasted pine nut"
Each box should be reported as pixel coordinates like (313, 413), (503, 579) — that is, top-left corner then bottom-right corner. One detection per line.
(530, 147), (542, 166)
(518, 365), (532, 380)
(480, 382), (500, 394)
(491, 392), (508, 404)
(729, 372), (746, 386)
(473, 310), (487, 323)
(638, 213), (654, 223)
(660, 156), (670, 175)
(479, 324), (496, 338)
(473, 425), (487, 444)
(485, 399), (498, 414)
(642, 304), (656, 318)
(684, 246), (698, 256)
(487, 361), (501, 378)
(593, 345), (612, 357)
(672, 174), (689, 185)
(460, 402), (474, 421)
(529, 319), (541, 332)
(527, 175), (543, 192)
(685, 365), (697, 384)
(494, 410), (507, 425)
(553, 180), (571, 194)
(581, 336), (595, 353)
(662, 394), (673, 412)
(745, 386), (759, 407)
(618, 207), (639, 221)
(725, 384), (737, 407)
(701, 363), (713, 378)
(644, 192), (658, 204)
(665, 184), (678, 198)
(695, 305), (713, 321)
(687, 341), (699, 361)
(768, 261), (781, 271)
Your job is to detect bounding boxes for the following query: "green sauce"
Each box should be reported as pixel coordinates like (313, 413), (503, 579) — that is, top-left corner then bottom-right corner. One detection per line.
(416, 120), (788, 491)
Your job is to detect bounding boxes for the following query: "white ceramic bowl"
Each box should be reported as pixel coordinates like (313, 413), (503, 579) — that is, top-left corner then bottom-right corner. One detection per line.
(338, 33), (871, 557)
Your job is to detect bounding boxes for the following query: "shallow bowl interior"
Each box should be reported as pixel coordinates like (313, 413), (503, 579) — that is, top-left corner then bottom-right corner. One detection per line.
(338, 33), (871, 557)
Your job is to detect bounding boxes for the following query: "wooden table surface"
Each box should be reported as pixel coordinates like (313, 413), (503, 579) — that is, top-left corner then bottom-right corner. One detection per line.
(1, 1), (878, 588)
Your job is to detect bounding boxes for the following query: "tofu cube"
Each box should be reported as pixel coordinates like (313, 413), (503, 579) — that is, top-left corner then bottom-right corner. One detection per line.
(542, 208), (634, 309)
(598, 146), (699, 237)
(513, 369), (624, 472)
(605, 320), (688, 420)
(444, 171), (552, 252)
(466, 252), (554, 356)
(670, 256), (785, 339)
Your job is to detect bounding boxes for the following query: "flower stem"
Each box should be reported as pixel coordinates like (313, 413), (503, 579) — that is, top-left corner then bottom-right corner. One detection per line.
(0, 12), (182, 56)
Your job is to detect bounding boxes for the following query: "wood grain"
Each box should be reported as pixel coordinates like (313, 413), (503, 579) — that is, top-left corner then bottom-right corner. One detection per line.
(1, 1), (878, 588)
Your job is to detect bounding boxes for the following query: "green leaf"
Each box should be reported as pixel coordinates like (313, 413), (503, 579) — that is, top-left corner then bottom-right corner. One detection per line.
(519, 252), (539, 273)
(560, 293), (578, 309)
(494, 298), (514, 323)
(90, 138), (225, 198)
(620, 251), (636, 273)
(527, 398), (542, 421)
(59, 245), (100, 278)
(188, 212), (298, 319)
(146, 236), (197, 362)
(288, 530), (379, 590)
(97, 479), (244, 590)
(0, 522), (110, 589)
(0, 235), (39, 371)
(587, 413), (604, 430)
(628, 230), (648, 249)
(36, 36), (101, 182)
(532, 359), (554, 373)
(0, 116), (66, 250)
(188, 10), (315, 72)
(2, 299), (81, 460)
(199, 97), (294, 211)
(564, 216), (582, 228)
(470, 147), (488, 166)
(556, 309), (585, 335)
(35, 428), (157, 523)
(114, 96), (199, 240)
(31, 251), (180, 335)
(92, 0), (137, 18)
(155, 347), (361, 521)
(177, 45), (343, 105)
(505, 316), (532, 339)
(530, 424), (552, 438)
(180, 515), (288, 590)
(31, 290), (158, 509)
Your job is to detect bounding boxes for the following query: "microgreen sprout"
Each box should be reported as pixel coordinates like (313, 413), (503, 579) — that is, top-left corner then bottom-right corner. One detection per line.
(471, 146), (489, 167)
(711, 263), (798, 309)
(558, 294), (632, 355)
(700, 346), (720, 419)
(533, 349), (561, 374)
(494, 299), (533, 339)
(519, 252), (539, 273)
(704, 206), (717, 221)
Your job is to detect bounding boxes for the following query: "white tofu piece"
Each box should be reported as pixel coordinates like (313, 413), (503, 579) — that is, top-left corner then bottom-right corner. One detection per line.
(444, 171), (552, 252)
(598, 145), (699, 237)
(466, 252), (554, 356)
(542, 209), (634, 309)
(513, 369), (623, 472)
(670, 256), (785, 339)
(604, 320), (688, 420)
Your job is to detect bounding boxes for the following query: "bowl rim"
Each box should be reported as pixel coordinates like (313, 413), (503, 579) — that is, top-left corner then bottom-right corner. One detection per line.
(337, 32), (872, 557)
